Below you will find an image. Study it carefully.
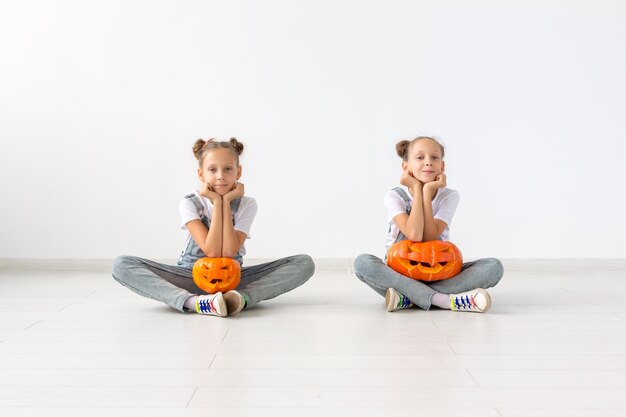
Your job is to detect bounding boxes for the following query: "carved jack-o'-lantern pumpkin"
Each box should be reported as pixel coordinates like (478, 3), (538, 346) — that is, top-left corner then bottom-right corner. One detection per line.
(386, 240), (463, 282)
(192, 257), (241, 293)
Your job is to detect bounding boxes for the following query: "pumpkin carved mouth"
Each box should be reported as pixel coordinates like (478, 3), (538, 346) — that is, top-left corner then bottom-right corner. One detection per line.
(408, 260), (448, 267)
(400, 259), (445, 274)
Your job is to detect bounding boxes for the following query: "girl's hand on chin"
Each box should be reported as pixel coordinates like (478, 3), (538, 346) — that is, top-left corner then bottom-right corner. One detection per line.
(423, 173), (447, 197)
(434, 173), (447, 188)
(199, 182), (222, 203)
(224, 182), (245, 203)
(400, 168), (422, 189)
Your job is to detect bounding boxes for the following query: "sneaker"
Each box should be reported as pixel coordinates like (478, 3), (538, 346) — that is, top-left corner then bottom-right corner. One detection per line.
(223, 290), (245, 315)
(385, 288), (414, 312)
(196, 293), (227, 317)
(450, 288), (491, 313)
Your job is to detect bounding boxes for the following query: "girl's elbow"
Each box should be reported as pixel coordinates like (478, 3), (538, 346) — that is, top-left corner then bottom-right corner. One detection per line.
(424, 228), (444, 242)
(404, 232), (423, 242)
(221, 246), (240, 258)
(201, 247), (221, 258)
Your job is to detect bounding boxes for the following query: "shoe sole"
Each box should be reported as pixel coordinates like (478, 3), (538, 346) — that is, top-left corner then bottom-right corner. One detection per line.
(214, 292), (227, 317)
(385, 288), (397, 312)
(224, 291), (244, 316)
(477, 288), (492, 313)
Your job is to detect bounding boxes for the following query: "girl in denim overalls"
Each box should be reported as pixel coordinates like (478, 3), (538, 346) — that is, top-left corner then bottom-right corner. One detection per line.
(354, 136), (503, 313)
(112, 138), (315, 317)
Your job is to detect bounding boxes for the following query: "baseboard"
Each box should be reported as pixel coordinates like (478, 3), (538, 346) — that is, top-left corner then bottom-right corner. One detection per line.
(1, 258), (625, 273)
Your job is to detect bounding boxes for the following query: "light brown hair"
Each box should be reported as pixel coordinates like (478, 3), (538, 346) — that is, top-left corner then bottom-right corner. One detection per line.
(395, 136), (445, 161)
(192, 137), (244, 167)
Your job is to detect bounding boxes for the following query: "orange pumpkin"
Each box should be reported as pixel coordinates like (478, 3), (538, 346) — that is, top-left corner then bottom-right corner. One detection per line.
(386, 240), (463, 281)
(192, 257), (241, 293)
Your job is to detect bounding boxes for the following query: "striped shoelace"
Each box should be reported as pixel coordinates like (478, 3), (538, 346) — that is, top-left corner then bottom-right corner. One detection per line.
(453, 294), (477, 310)
(398, 295), (412, 308)
(197, 298), (214, 314)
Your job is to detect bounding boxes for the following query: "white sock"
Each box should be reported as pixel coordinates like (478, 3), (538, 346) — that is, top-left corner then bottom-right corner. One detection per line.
(431, 292), (451, 310)
(184, 295), (198, 312)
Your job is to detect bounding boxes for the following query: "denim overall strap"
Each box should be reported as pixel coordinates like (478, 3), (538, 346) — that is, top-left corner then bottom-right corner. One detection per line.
(187, 193), (207, 221)
(391, 187), (412, 243)
(177, 193), (243, 268)
(229, 197), (241, 225)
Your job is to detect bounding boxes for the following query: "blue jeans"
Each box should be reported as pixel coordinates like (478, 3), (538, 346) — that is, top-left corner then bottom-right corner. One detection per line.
(354, 254), (503, 310)
(112, 255), (315, 312)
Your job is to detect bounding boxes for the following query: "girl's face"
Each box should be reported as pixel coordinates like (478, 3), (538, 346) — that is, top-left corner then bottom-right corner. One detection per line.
(198, 148), (242, 195)
(402, 139), (445, 183)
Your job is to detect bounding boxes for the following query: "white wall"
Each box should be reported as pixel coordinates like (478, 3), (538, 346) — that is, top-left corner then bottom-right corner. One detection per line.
(1, 0), (625, 259)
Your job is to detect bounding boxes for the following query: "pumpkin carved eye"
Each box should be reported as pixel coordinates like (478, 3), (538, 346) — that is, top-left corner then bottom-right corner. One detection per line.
(414, 261), (448, 267)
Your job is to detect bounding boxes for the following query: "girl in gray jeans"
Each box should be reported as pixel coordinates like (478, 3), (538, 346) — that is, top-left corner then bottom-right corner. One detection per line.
(112, 138), (314, 317)
(354, 136), (503, 313)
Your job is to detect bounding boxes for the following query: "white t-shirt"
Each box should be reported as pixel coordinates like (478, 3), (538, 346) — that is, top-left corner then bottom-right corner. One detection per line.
(178, 190), (258, 258)
(384, 186), (460, 249)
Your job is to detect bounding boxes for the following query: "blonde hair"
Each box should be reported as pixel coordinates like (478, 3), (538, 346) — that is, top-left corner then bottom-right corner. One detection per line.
(192, 137), (244, 166)
(395, 136), (445, 161)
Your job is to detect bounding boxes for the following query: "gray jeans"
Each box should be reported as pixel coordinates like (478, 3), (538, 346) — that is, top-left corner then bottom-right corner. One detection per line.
(112, 255), (315, 312)
(354, 254), (503, 310)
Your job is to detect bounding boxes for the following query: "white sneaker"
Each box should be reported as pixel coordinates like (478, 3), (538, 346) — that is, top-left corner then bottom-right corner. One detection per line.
(224, 290), (245, 315)
(195, 293), (226, 317)
(385, 288), (414, 312)
(450, 288), (491, 313)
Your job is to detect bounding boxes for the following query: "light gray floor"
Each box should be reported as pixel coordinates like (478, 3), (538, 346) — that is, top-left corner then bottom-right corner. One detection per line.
(1, 258), (626, 416)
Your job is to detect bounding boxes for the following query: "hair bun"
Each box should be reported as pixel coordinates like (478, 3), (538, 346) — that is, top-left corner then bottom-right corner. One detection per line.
(229, 137), (244, 155)
(192, 139), (206, 160)
(395, 140), (410, 160)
